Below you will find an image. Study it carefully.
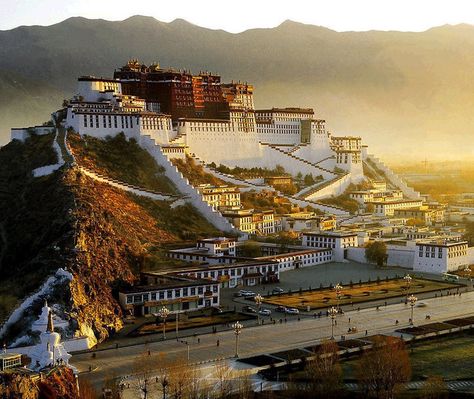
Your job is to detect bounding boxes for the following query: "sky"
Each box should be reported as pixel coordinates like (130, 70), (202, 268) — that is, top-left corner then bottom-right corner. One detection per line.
(3, 0), (474, 32)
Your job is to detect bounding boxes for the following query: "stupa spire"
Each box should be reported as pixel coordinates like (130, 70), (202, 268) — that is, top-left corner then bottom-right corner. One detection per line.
(47, 310), (54, 333)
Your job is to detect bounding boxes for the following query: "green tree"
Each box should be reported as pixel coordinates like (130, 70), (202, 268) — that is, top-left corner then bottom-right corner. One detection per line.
(365, 241), (388, 267)
(463, 220), (474, 246)
(239, 241), (262, 258)
(304, 174), (315, 186)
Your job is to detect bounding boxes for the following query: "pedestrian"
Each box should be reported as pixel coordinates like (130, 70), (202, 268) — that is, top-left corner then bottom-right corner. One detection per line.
(198, 337), (200, 344)
(365, 329), (368, 336)
(348, 317), (351, 323)
(217, 339), (220, 347)
(148, 350), (151, 356)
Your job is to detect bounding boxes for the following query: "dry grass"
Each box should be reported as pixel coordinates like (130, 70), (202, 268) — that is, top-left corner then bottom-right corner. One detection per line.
(262, 278), (460, 310)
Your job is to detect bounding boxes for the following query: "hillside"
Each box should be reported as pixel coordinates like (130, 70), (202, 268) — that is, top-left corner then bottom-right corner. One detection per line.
(1, 17), (474, 160)
(0, 131), (221, 345)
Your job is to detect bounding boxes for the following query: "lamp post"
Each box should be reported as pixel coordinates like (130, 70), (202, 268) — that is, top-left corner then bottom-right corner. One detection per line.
(254, 294), (263, 325)
(408, 294), (417, 326)
(158, 306), (170, 340)
(404, 274), (412, 297)
(232, 321), (243, 358)
(328, 306), (338, 340)
(334, 283), (343, 311)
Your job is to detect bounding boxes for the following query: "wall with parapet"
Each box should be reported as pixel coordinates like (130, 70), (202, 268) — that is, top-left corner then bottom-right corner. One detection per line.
(366, 154), (421, 199)
(139, 135), (241, 235)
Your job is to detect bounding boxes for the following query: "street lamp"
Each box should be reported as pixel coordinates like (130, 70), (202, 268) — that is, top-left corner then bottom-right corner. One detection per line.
(328, 306), (338, 340)
(232, 321), (243, 358)
(404, 274), (412, 296)
(334, 283), (343, 310)
(408, 294), (417, 326)
(254, 294), (263, 325)
(158, 306), (170, 340)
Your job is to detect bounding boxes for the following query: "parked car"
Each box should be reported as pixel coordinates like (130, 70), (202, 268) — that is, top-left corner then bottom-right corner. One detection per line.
(286, 307), (300, 315)
(275, 306), (287, 313)
(243, 305), (257, 313)
(238, 290), (255, 297)
(272, 287), (284, 294)
(416, 302), (428, 308)
(258, 308), (272, 316)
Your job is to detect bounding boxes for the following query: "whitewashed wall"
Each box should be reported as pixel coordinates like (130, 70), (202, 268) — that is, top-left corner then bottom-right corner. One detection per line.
(139, 135), (240, 234)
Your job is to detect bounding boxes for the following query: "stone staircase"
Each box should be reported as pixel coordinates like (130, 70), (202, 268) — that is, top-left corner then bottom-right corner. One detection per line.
(64, 131), (185, 206)
(138, 134), (241, 234)
(365, 155), (421, 199)
(296, 172), (350, 200)
(262, 142), (337, 177)
(191, 154), (349, 215)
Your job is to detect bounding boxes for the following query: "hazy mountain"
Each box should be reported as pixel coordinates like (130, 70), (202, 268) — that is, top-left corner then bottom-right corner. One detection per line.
(1, 16), (474, 160)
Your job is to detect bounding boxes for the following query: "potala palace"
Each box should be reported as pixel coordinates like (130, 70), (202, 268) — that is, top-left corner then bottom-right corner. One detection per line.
(60, 60), (370, 194)
(10, 59), (474, 275)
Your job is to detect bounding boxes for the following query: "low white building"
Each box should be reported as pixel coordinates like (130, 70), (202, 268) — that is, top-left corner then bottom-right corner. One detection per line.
(301, 231), (358, 262)
(119, 275), (220, 316)
(413, 240), (469, 274)
(370, 199), (424, 216)
(257, 249), (333, 272)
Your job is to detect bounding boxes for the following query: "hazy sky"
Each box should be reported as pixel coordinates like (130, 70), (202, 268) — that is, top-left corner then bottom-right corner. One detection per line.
(3, 0), (474, 32)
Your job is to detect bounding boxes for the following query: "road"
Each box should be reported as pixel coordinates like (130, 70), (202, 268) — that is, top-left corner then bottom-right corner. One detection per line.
(72, 289), (474, 395)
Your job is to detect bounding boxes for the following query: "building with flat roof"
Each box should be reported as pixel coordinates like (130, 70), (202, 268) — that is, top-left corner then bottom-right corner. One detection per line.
(119, 275), (220, 316)
(301, 231), (358, 262)
(0, 352), (22, 372)
(197, 185), (241, 211)
(369, 199), (424, 216)
(413, 239), (469, 274)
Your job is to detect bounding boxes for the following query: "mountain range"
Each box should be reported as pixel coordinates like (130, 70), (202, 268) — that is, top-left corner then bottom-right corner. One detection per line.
(1, 16), (474, 161)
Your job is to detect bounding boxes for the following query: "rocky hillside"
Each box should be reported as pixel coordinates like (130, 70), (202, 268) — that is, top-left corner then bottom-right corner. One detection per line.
(0, 366), (79, 399)
(0, 131), (221, 345)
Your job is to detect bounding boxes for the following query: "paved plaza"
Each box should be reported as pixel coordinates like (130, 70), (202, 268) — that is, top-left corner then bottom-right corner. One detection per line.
(73, 289), (474, 396)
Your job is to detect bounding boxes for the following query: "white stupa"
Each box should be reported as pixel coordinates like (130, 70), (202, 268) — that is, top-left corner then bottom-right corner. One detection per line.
(29, 310), (72, 370)
(31, 301), (69, 333)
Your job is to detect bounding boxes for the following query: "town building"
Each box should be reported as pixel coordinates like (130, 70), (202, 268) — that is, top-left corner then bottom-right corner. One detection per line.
(197, 185), (241, 211)
(369, 199), (424, 216)
(222, 209), (276, 235)
(168, 239), (239, 265)
(393, 205), (445, 225)
(413, 240), (469, 274)
(301, 231), (358, 261)
(257, 248), (333, 272)
(281, 212), (336, 232)
(0, 352), (22, 372)
(119, 275), (221, 316)
(264, 176), (293, 187)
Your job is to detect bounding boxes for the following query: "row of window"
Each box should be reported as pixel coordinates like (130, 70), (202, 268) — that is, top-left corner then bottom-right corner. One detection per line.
(83, 114), (134, 129)
(126, 284), (218, 304)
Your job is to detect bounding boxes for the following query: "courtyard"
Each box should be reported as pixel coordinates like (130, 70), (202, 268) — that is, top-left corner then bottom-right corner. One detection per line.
(260, 277), (460, 310)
